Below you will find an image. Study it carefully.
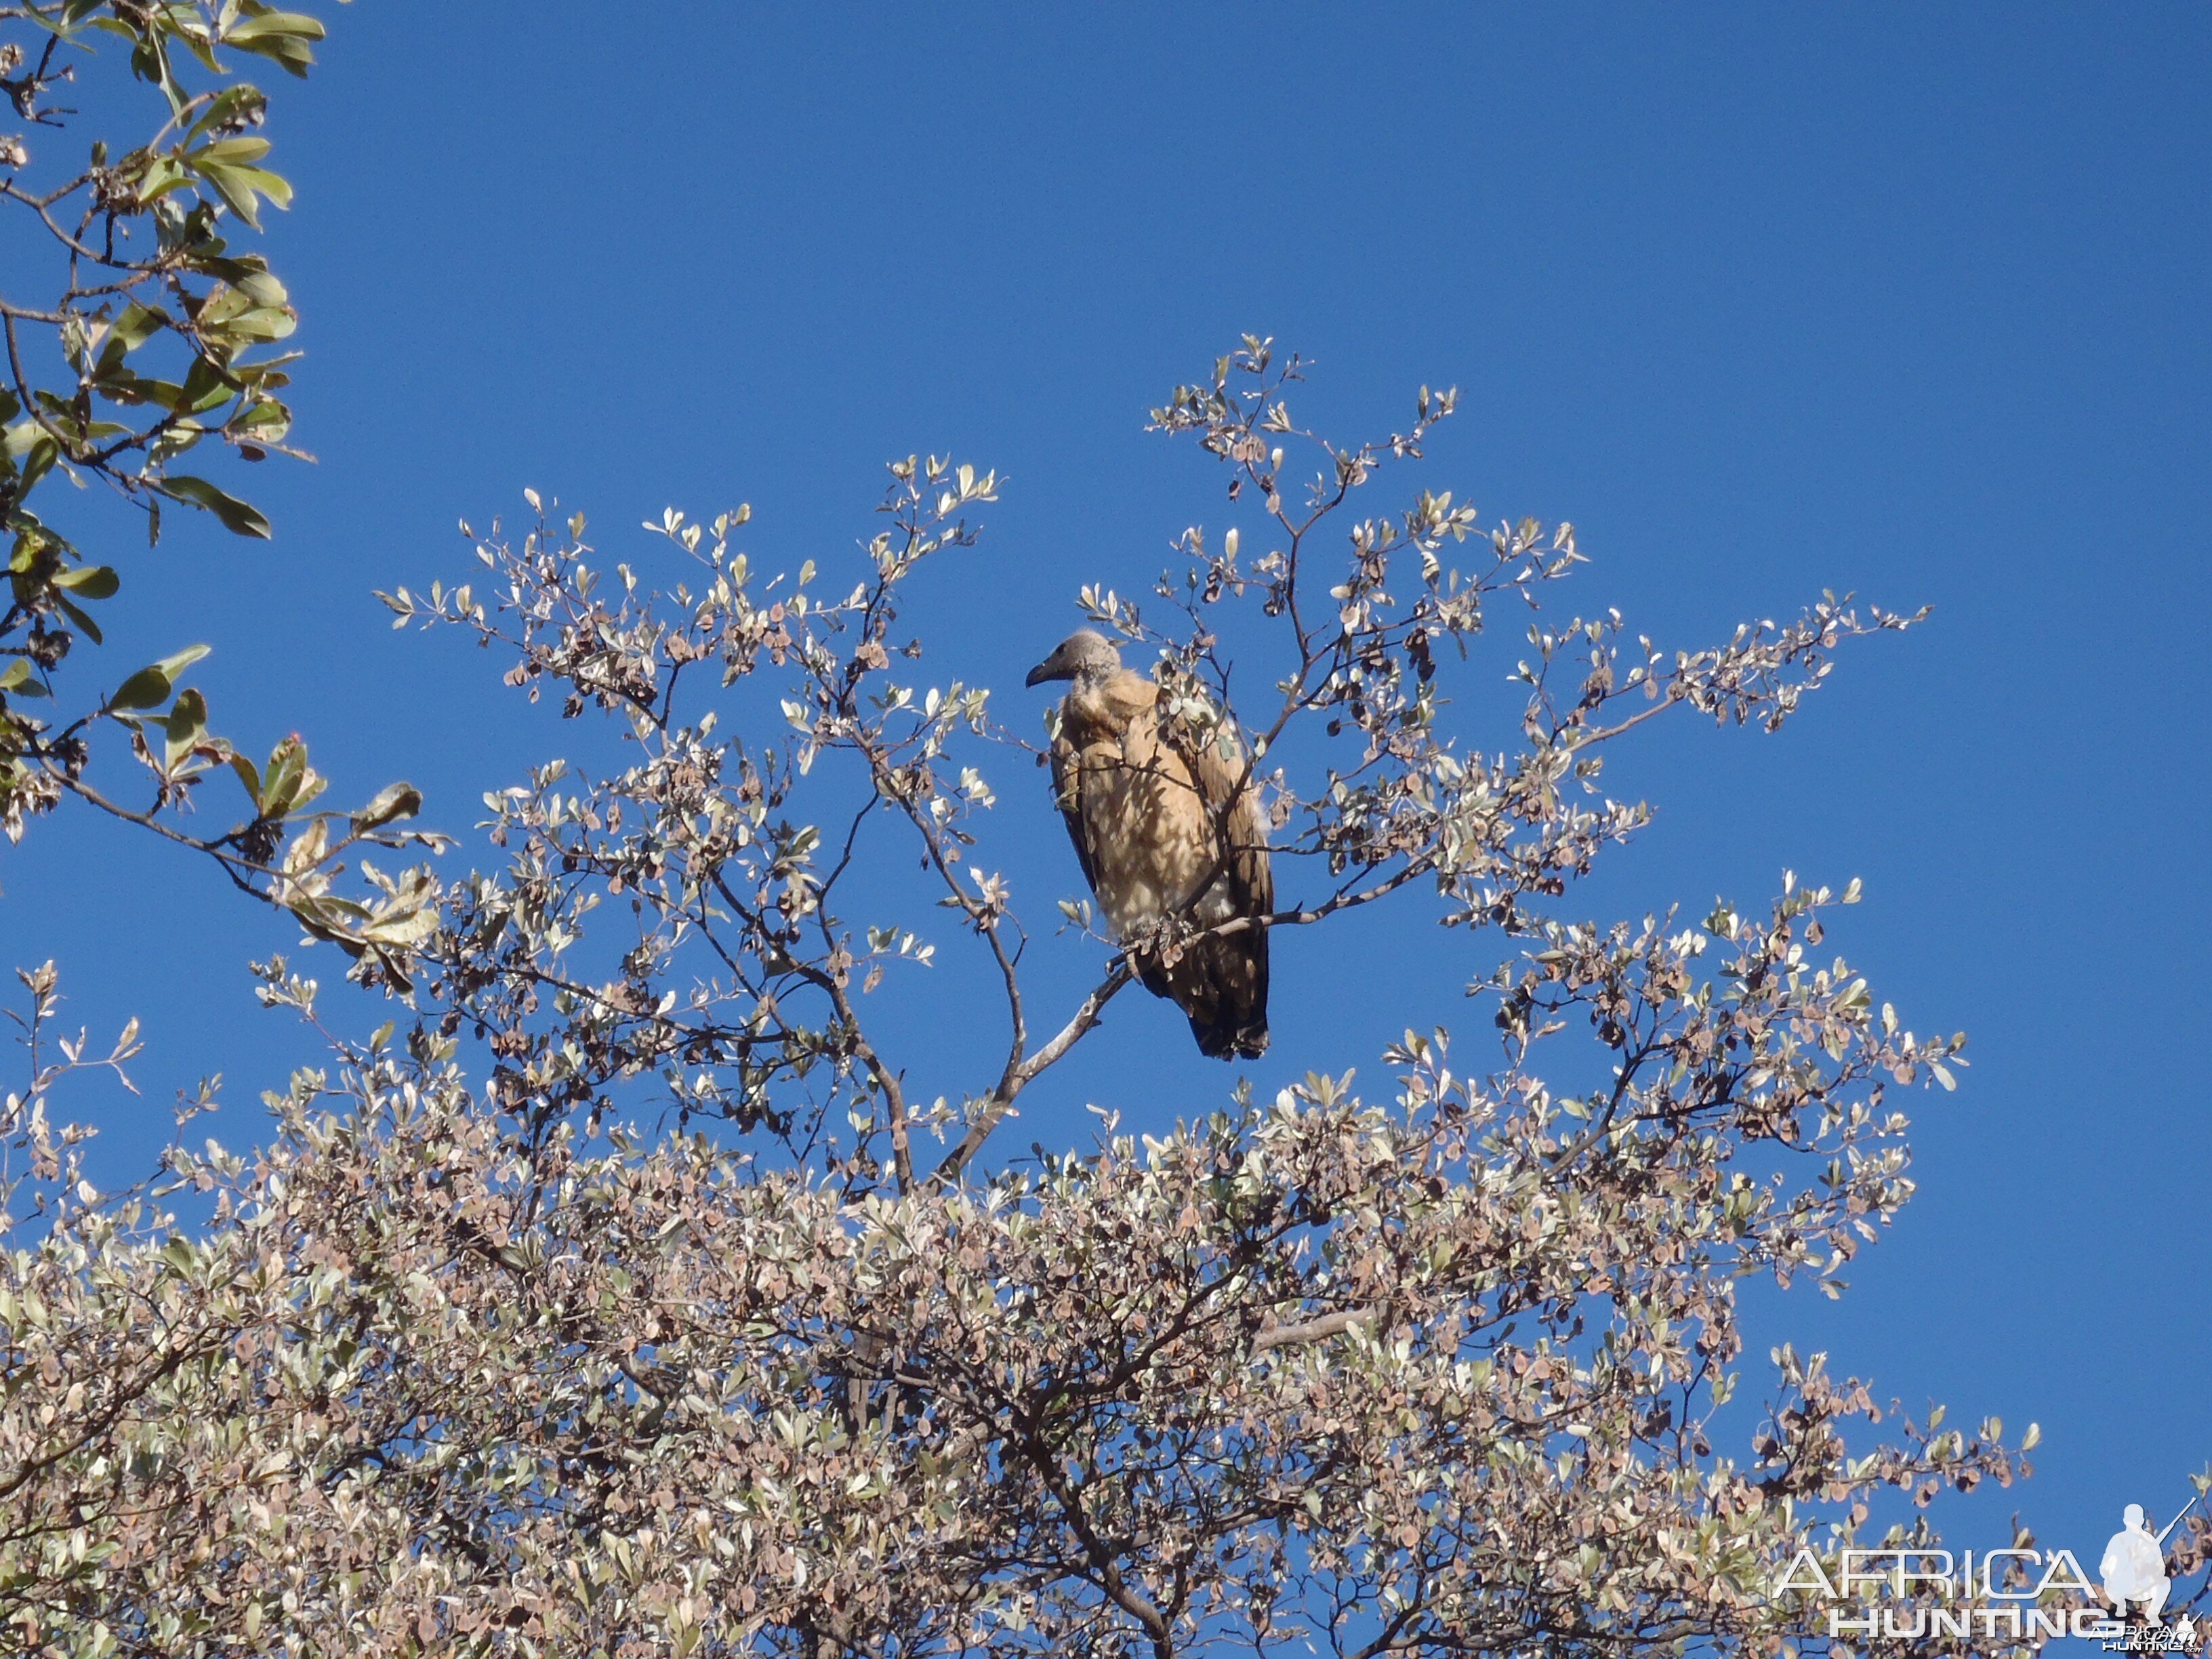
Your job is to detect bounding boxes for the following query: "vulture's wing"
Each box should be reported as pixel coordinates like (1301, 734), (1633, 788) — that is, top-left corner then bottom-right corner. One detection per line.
(1187, 727), (1273, 921)
(1164, 716), (1273, 1059)
(1047, 722), (1103, 895)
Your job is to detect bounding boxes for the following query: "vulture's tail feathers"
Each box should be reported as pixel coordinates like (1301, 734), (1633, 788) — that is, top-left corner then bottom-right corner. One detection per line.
(1134, 933), (1271, 1061)
(1190, 1012), (1270, 1061)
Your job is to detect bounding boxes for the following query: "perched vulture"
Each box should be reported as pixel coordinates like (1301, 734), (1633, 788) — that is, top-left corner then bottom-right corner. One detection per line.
(1025, 630), (1272, 1059)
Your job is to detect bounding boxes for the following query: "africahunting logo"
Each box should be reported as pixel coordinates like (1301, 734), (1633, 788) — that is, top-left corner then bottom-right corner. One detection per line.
(1774, 1490), (2205, 1651)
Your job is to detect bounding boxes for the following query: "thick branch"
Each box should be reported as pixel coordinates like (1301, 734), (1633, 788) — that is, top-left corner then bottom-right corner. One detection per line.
(1250, 1307), (1374, 1354)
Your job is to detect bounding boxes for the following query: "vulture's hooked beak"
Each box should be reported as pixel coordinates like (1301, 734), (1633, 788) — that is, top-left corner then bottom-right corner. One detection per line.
(1027, 631), (1114, 688)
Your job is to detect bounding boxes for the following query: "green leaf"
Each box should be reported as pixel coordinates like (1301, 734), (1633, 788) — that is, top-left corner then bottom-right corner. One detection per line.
(185, 87), (270, 146)
(0, 659), (33, 693)
(260, 733), (321, 816)
(193, 158), (293, 230)
(157, 644), (212, 680)
(196, 137), (274, 167)
(195, 279), (300, 347)
(226, 9), (326, 77)
(210, 264), (289, 308)
(159, 474), (271, 538)
(52, 565), (120, 600)
(351, 781), (424, 834)
(110, 645), (211, 712)
(52, 592), (104, 646)
(111, 665), (175, 712)
(109, 302), (171, 355)
(94, 306), (169, 376)
(178, 27), (224, 77)
(179, 356), (239, 415)
(163, 687), (209, 769)
(230, 398), (292, 443)
(228, 9), (328, 44)
(231, 37), (319, 77)
(16, 434), (58, 493)
(232, 165), (293, 214)
(131, 155), (192, 205)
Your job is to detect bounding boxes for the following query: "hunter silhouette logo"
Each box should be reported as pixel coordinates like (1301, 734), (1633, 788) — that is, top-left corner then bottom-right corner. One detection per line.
(2097, 1496), (2204, 1654)
(2104, 1504), (2179, 1622)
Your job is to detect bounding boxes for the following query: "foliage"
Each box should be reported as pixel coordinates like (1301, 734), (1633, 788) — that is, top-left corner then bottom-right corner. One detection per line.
(7, 313), (2182, 1658)
(0, 1), (442, 972)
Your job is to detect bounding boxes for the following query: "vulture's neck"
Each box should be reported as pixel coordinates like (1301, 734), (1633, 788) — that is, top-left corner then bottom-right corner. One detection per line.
(1061, 667), (1156, 741)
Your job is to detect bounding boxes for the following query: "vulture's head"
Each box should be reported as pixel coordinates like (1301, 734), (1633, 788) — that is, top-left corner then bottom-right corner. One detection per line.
(1025, 630), (1121, 689)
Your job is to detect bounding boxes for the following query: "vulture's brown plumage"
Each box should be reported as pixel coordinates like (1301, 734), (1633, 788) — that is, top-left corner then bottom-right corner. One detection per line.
(1026, 630), (1271, 1059)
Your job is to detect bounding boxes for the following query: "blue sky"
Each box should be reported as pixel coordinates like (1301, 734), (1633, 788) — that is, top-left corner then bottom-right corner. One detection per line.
(7, 4), (2207, 1632)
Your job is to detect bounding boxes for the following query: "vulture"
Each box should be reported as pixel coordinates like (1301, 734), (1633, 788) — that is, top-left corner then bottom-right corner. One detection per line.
(1025, 630), (1272, 1059)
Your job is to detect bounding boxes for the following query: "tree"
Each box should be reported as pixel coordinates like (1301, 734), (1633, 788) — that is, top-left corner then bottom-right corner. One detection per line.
(5, 16), (2200, 1659)
(0, 0), (441, 971)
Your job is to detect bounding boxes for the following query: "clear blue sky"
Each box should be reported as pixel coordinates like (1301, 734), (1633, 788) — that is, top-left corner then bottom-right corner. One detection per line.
(8, 5), (2207, 1631)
